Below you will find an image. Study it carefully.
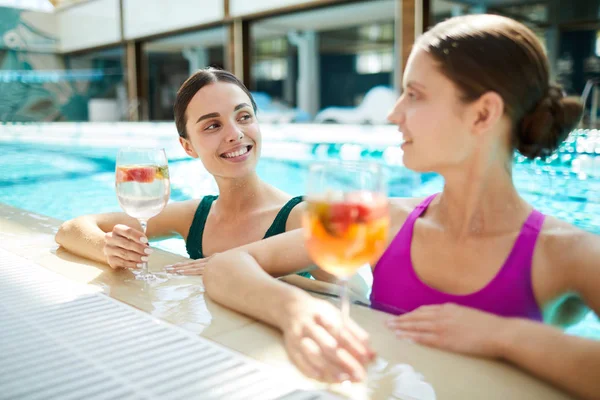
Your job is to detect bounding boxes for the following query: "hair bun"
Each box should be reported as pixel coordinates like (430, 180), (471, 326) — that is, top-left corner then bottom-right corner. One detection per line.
(517, 85), (584, 159)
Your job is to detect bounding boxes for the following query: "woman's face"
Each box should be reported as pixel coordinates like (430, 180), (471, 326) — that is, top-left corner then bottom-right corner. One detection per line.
(387, 49), (478, 173)
(180, 82), (261, 179)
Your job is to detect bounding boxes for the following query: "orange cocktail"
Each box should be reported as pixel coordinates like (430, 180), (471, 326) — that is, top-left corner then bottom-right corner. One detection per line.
(304, 192), (389, 278)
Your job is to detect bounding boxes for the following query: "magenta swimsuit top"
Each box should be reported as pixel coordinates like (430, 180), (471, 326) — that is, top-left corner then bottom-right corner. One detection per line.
(370, 194), (544, 321)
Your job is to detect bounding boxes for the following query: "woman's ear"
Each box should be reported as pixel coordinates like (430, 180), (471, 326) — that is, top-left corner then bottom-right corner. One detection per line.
(179, 136), (198, 158)
(470, 91), (505, 136)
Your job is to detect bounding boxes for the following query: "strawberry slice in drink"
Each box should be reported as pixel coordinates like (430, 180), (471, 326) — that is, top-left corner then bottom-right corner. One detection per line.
(355, 204), (372, 222)
(117, 166), (156, 183)
(355, 202), (388, 223)
(343, 191), (387, 222)
(325, 201), (386, 233)
(116, 167), (130, 183)
(325, 203), (360, 236)
(128, 167), (155, 183)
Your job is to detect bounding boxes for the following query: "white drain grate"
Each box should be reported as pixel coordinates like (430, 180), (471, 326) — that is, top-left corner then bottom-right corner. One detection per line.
(0, 249), (342, 400)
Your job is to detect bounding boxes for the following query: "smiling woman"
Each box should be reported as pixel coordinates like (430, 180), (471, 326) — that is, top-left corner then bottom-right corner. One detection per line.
(54, 67), (336, 283)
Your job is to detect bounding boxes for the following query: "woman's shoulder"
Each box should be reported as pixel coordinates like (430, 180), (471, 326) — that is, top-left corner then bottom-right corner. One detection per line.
(164, 198), (204, 214)
(536, 214), (600, 284)
(535, 214), (600, 319)
(258, 184), (304, 231)
(154, 198), (204, 238)
(538, 215), (593, 257)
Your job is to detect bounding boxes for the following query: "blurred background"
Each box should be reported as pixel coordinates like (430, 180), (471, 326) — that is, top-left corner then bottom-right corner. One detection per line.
(1, 0), (599, 125)
(1, 0), (600, 336)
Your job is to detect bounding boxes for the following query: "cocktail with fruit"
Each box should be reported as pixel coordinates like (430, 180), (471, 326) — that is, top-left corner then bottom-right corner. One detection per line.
(304, 193), (388, 278)
(303, 162), (388, 328)
(116, 148), (170, 281)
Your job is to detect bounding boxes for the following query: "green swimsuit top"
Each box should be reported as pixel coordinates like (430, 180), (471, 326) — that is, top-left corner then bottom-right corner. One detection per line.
(185, 195), (311, 278)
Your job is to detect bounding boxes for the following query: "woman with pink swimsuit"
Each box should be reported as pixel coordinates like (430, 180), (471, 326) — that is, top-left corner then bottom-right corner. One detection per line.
(201, 14), (599, 400)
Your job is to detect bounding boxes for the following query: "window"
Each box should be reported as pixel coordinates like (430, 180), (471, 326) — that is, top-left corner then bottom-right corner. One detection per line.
(252, 58), (287, 81)
(0, 0), (53, 11)
(356, 51), (393, 74)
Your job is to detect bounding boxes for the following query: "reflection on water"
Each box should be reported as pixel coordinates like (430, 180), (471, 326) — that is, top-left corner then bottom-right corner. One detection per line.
(95, 272), (212, 334)
(147, 277), (212, 334)
(367, 358), (436, 400)
(328, 358), (436, 400)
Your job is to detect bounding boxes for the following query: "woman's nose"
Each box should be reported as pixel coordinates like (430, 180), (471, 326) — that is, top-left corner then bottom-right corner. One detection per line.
(225, 124), (244, 142)
(387, 97), (404, 125)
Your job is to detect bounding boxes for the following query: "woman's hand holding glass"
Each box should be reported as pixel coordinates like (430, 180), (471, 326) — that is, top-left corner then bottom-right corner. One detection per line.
(303, 161), (388, 345)
(288, 160), (387, 384)
(115, 148), (170, 281)
(103, 224), (152, 270)
(281, 296), (376, 383)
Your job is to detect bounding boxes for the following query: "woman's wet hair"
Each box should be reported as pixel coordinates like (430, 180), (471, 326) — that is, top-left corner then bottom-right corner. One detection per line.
(416, 14), (583, 159)
(174, 68), (257, 138)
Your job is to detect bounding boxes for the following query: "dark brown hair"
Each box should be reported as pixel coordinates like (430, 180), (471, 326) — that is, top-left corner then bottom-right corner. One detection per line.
(173, 68), (257, 138)
(416, 14), (583, 159)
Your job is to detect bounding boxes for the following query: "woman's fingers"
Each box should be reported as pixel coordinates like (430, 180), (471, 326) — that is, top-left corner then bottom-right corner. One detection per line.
(106, 255), (141, 270)
(105, 243), (148, 264)
(113, 224), (147, 244)
(392, 306), (440, 321)
(301, 319), (366, 381)
(288, 335), (359, 383)
(103, 228), (152, 271)
(287, 345), (323, 381)
(174, 267), (205, 275)
(315, 313), (374, 364)
(108, 233), (149, 257)
(396, 331), (440, 347)
(387, 320), (438, 333)
(164, 258), (209, 273)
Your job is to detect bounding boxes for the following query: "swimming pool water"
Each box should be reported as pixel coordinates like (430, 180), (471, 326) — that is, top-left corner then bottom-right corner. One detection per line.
(0, 142), (428, 221)
(1, 140), (599, 339)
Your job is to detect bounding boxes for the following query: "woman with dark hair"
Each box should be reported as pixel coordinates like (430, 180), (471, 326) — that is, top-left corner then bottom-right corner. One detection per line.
(202, 15), (600, 399)
(55, 68), (336, 283)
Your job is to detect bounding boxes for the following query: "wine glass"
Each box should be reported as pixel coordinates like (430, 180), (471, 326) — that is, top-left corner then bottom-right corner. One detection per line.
(303, 160), (389, 335)
(115, 148), (170, 281)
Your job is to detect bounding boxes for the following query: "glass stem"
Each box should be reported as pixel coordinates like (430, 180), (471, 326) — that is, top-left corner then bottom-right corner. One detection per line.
(139, 219), (148, 276)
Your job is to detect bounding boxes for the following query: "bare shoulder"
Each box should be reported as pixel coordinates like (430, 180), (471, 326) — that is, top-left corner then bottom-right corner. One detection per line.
(151, 198), (202, 239)
(537, 215), (600, 280)
(536, 214), (600, 316)
(161, 198), (202, 218)
(539, 216), (596, 260)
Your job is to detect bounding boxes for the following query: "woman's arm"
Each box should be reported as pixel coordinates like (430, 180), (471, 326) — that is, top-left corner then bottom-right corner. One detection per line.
(560, 230), (600, 318)
(56, 212), (142, 264)
(494, 221), (600, 399)
(203, 229), (375, 382)
(204, 229), (313, 289)
(386, 303), (599, 400)
(55, 200), (197, 266)
(499, 318), (600, 400)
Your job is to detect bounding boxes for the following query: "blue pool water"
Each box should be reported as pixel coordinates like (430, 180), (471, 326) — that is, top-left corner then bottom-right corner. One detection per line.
(0, 141), (435, 221)
(1, 139), (599, 338)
